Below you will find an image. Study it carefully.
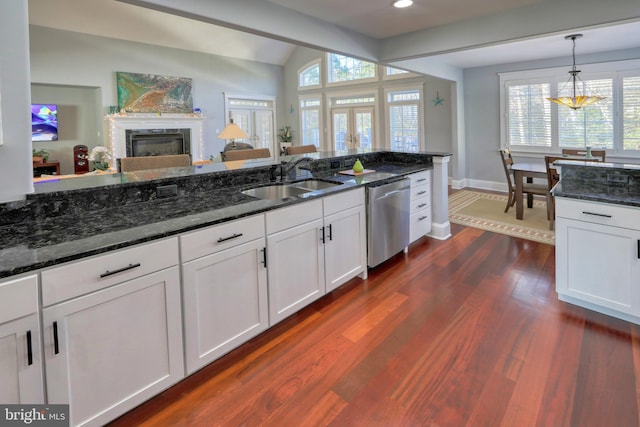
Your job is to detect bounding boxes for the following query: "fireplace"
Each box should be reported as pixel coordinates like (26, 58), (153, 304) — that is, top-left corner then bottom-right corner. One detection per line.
(125, 128), (191, 158)
(105, 114), (205, 162)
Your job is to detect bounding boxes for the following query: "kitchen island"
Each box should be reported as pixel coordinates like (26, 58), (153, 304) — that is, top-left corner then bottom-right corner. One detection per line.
(553, 160), (640, 325)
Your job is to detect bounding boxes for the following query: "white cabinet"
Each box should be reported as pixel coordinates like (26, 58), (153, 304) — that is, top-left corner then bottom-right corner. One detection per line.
(266, 199), (326, 325)
(41, 238), (184, 427)
(265, 188), (367, 324)
(181, 215), (269, 374)
(0, 274), (44, 404)
(556, 197), (640, 321)
(408, 171), (431, 243)
(323, 188), (367, 292)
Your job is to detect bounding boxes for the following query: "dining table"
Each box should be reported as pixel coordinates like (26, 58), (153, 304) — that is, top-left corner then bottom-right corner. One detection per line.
(510, 161), (547, 220)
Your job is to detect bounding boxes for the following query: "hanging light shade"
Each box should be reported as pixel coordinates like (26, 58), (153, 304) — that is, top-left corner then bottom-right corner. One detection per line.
(547, 34), (605, 110)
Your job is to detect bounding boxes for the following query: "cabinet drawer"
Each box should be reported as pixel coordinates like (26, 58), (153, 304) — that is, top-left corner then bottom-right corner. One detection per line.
(410, 185), (430, 201)
(266, 199), (322, 234)
(556, 197), (640, 229)
(323, 188), (365, 216)
(42, 238), (179, 307)
(410, 196), (430, 214)
(410, 209), (431, 241)
(180, 214), (265, 262)
(408, 171), (430, 187)
(0, 274), (38, 324)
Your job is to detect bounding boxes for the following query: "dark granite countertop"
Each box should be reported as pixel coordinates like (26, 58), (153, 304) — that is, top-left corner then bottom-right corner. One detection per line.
(0, 155), (435, 279)
(553, 160), (640, 208)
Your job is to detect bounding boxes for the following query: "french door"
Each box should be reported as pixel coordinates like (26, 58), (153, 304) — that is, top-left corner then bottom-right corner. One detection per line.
(225, 94), (276, 158)
(230, 109), (274, 153)
(331, 107), (374, 151)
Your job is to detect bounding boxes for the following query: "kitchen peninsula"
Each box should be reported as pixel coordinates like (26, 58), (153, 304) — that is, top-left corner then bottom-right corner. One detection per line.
(553, 160), (640, 325)
(0, 149), (450, 426)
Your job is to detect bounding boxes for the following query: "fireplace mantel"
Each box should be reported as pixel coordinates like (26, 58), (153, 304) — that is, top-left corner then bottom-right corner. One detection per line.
(105, 114), (205, 161)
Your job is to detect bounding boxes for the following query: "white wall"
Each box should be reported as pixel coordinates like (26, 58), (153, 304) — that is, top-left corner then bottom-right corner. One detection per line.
(0, 0), (33, 202)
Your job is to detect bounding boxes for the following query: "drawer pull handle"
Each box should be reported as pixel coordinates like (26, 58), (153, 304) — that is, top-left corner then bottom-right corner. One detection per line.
(27, 330), (33, 366)
(261, 247), (267, 268)
(100, 263), (141, 278)
(418, 216), (428, 221)
(217, 233), (243, 243)
(53, 321), (59, 355)
(417, 203), (427, 208)
(417, 191), (427, 195)
(417, 178), (427, 182)
(581, 211), (612, 218)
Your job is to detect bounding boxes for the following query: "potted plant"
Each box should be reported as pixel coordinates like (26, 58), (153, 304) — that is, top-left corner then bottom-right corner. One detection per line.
(278, 125), (293, 143)
(89, 146), (112, 171)
(32, 149), (49, 163)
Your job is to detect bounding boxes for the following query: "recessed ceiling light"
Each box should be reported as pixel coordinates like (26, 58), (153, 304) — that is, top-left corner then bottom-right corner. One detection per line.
(393, 0), (413, 8)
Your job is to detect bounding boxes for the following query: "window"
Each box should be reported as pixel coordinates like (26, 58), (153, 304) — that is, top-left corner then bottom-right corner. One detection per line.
(500, 61), (640, 156)
(224, 93), (275, 157)
(623, 76), (640, 150)
(299, 96), (322, 148)
(385, 87), (423, 151)
(298, 60), (321, 90)
(507, 83), (551, 147)
(383, 66), (417, 80)
(327, 53), (377, 85)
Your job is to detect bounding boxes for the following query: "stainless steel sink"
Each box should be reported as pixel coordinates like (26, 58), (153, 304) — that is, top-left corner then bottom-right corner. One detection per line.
(291, 179), (343, 190)
(241, 184), (311, 200)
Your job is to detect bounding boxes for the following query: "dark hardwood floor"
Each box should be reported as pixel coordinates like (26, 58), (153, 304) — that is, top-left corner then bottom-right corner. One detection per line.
(109, 223), (640, 427)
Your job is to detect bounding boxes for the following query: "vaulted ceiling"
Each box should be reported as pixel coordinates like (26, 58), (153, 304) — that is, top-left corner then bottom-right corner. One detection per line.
(28, 0), (640, 69)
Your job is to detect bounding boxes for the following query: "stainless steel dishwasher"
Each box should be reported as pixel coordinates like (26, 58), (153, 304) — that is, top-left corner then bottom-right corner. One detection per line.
(367, 178), (411, 268)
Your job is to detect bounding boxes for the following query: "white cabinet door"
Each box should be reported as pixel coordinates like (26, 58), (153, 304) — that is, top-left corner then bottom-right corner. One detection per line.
(267, 218), (325, 325)
(324, 204), (367, 293)
(182, 238), (269, 374)
(0, 314), (44, 404)
(556, 218), (640, 315)
(43, 267), (184, 427)
(0, 274), (43, 404)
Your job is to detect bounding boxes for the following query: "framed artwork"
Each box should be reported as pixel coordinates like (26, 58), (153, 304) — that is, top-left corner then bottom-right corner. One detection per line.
(116, 72), (193, 113)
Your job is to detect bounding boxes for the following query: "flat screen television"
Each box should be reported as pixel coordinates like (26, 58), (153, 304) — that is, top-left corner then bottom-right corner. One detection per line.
(31, 104), (58, 142)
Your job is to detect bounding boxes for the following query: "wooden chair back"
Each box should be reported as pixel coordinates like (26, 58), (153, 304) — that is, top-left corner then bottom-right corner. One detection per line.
(120, 154), (191, 172)
(561, 148), (606, 162)
(544, 156), (564, 191)
(498, 148), (515, 193)
(285, 145), (317, 155)
(223, 148), (271, 161)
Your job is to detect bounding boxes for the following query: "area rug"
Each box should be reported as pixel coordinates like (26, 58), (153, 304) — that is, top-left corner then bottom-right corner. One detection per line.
(449, 190), (555, 245)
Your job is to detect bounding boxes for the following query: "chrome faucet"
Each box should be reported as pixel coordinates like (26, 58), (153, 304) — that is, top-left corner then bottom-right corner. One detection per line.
(280, 156), (314, 181)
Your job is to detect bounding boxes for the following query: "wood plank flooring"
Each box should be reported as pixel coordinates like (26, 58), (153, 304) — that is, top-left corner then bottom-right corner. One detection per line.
(109, 223), (640, 427)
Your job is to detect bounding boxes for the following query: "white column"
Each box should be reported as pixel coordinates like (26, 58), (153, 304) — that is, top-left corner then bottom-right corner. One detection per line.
(429, 155), (452, 240)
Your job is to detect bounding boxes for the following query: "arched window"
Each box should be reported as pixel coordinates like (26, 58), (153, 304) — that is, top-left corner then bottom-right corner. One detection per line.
(298, 60), (321, 90)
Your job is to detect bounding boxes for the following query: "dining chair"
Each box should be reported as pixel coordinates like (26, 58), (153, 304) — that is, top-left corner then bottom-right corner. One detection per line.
(223, 148), (271, 161)
(561, 148), (606, 161)
(499, 148), (548, 214)
(544, 155), (565, 230)
(120, 154), (191, 172)
(284, 144), (317, 155)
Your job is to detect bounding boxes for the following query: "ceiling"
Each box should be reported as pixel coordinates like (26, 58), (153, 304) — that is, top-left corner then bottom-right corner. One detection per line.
(28, 0), (640, 69)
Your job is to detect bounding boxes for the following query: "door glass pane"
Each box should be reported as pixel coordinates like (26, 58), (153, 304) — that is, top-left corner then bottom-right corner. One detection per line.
(332, 112), (349, 151)
(302, 109), (320, 147)
(229, 110), (251, 145)
(253, 110), (273, 152)
(354, 110), (372, 150)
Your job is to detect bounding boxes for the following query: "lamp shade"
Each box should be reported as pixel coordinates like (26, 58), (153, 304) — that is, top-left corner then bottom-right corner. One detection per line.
(218, 122), (248, 140)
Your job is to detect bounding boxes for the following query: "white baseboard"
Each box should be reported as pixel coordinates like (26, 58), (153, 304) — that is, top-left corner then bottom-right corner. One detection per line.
(429, 221), (452, 240)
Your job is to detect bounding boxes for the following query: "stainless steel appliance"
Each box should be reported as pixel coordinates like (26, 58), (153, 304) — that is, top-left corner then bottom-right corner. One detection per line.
(367, 178), (411, 268)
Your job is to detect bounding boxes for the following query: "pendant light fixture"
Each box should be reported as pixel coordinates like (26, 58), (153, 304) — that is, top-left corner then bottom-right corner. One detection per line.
(547, 34), (605, 110)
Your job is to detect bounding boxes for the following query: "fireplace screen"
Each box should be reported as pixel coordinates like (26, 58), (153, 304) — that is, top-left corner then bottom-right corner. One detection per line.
(125, 128), (191, 158)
